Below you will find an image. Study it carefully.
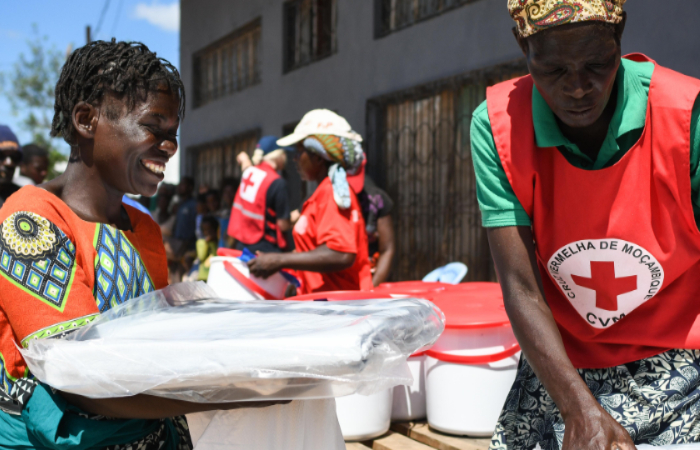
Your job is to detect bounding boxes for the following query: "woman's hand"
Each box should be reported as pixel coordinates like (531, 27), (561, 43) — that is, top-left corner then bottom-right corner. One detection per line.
(563, 401), (635, 450)
(248, 252), (282, 279)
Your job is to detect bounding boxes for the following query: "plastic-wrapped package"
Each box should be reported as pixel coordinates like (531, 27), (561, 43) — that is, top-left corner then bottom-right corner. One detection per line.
(21, 282), (444, 403)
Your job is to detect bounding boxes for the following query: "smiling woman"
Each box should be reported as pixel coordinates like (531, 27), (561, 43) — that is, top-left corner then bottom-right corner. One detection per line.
(0, 40), (280, 450)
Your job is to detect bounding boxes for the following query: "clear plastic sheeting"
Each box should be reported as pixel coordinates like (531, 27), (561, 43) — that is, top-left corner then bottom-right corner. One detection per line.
(637, 447), (700, 450)
(21, 282), (444, 403)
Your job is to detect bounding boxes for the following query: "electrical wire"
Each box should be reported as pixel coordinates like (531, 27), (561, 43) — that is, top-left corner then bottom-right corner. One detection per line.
(110, 0), (124, 38)
(94, 0), (112, 39)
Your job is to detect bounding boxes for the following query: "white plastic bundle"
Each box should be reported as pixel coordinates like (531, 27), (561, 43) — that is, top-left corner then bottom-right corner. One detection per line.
(21, 282), (444, 403)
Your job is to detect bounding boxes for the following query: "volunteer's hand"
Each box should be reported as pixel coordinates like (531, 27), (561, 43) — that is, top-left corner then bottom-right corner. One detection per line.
(247, 252), (282, 279)
(290, 209), (300, 224)
(237, 151), (252, 171)
(562, 400), (635, 450)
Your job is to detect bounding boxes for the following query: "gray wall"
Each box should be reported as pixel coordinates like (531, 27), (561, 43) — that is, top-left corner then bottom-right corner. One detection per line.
(180, 0), (700, 172)
(179, 0), (520, 158)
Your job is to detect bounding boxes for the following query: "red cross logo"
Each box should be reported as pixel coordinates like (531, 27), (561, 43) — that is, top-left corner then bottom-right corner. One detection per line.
(571, 261), (637, 311)
(241, 171), (256, 191)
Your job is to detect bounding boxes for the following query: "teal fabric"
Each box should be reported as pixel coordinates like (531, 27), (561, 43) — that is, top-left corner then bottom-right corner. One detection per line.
(0, 383), (180, 450)
(471, 58), (700, 228)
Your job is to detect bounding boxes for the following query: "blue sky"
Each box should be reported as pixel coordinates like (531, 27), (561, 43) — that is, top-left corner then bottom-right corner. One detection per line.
(0, 0), (180, 148)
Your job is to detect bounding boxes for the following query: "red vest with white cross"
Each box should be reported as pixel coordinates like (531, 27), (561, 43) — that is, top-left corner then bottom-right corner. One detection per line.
(228, 161), (282, 246)
(487, 54), (700, 368)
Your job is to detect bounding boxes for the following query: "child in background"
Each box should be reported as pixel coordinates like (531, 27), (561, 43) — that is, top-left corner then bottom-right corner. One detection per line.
(196, 215), (220, 281)
(194, 193), (208, 239)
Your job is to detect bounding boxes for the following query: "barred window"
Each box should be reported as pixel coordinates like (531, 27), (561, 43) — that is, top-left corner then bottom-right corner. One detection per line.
(283, 0), (337, 73)
(193, 19), (261, 108)
(366, 60), (527, 282)
(193, 131), (260, 189)
(375, 0), (476, 37)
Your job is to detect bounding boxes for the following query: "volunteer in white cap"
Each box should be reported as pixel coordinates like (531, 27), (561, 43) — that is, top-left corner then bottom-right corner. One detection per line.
(247, 109), (373, 294)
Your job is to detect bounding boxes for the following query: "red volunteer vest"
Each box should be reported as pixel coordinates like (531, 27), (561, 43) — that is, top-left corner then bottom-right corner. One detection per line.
(228, 161), (285, 247)
(487, 54), (700, 368)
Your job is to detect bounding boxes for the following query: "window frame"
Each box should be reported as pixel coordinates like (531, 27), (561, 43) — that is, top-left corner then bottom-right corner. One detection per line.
(364, 58), (528, 282)
(283, 0), (338, 74)
(374, 0), (482, 38)
(192, 18), (262, 108)
(188, 129), (261, 190)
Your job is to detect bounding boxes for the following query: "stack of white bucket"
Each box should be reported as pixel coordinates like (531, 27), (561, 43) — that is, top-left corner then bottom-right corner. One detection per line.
(207, 256), (289, 300)
(352, 282), (520, 440)
(211, 265), (521, 441)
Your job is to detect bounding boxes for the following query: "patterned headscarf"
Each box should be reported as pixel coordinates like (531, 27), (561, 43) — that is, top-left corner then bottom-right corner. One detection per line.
(508, 0), (626, 38)
(303, 134), (365, 209)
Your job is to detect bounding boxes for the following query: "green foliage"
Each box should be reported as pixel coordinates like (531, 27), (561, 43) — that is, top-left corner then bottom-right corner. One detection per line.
(0, 25), (68, 180)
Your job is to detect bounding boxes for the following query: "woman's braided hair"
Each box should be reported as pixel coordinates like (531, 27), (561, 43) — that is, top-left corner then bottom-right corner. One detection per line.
(51, 39), (185, 145)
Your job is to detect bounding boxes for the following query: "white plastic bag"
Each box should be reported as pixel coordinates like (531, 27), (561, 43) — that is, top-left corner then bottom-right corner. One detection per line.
(21, 282), (445, 403)
(187, 399), (344, 450)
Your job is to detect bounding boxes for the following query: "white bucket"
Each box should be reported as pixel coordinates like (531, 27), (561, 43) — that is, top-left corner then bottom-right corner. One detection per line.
(391, 354), (426, 421)
(207, 257), (289, 301)
(335, 389), (393, 441)
(425, 326), (520, 436)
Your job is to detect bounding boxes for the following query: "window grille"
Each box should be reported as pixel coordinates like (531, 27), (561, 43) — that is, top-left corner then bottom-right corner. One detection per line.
(365, 60), (528, 282)
(192, 130), (260, 190)
(283, 0), (337, 73)
(281, 121), (309, 210)
(193, 19), (261, 108)
(375, 0), (478, 37)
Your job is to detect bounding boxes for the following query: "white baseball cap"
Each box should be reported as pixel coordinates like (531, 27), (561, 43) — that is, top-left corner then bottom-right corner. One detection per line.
(277, 109), (363, 147)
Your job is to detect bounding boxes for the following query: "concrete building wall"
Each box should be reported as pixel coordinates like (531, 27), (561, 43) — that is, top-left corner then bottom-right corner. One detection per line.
(179, 0), (700, 168)
(179, 0), (520, 156)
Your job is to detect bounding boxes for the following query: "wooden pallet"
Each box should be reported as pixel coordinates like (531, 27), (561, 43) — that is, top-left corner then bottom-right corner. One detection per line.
(345, 422), (491, 450)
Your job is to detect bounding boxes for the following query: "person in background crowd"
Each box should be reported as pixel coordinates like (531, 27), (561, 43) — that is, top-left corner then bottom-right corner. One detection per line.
(205, 189), (220, 215)
(197, 183), (210, 196)
(219, 178), (238, 217)
(473, 1), (700, 449)
(0, 125), (22, 207)
(196, 215), (219, 281)
(248, 110), (372, 294)
(349, 165), (396, 287)
(204, 188), (227, 249)
(13, 143), (49, 186)
(194, 192), (208, 240)
(170, 176), (197, 281)
(228, 136), (294, 253)
(155, 182), (176, 237)
(217, 178), (238, 248)
(172, 176), (197, 248)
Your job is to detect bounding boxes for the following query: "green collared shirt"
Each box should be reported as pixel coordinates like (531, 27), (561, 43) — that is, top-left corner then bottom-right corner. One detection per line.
(471, 58), (700, 228)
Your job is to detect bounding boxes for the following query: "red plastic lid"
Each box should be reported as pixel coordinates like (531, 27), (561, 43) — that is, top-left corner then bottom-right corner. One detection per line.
(429, 282), (510, 329)
(288, 291), (396, 302)
(217, 248), (243, 258)
(373, 281), (453, 299)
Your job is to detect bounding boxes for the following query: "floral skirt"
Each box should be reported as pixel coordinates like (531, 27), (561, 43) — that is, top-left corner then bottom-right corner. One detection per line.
(490, 349), (700, 450)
